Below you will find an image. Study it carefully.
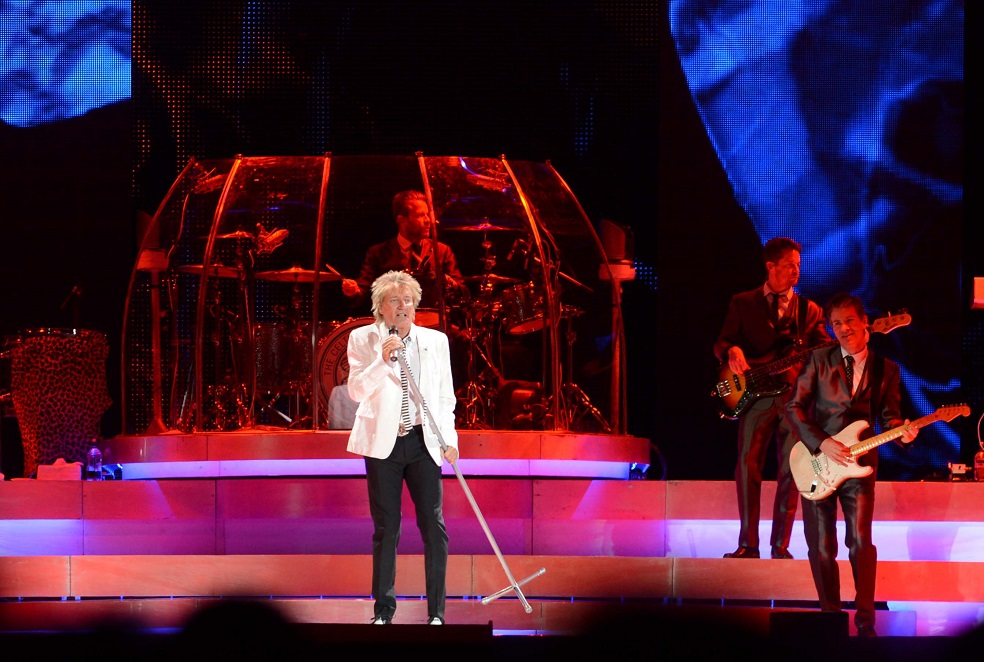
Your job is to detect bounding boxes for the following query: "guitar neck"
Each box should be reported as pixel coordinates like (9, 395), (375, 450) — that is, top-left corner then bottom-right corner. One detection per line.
(750, 313), (909, 380)
(848, 411), (943, 458)
(754, 340), (838, 378)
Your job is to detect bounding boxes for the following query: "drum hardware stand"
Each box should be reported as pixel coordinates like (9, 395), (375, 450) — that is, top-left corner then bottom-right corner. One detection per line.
(456, 300), (503, 430)
(256, 390), (294, 426)
(455, 231), (515, 429)
(200, 268), (252, 430)
(556, 308), (610, 433)
(475, 230), (498, 298)
(280, 275), (316, 429)
(531, 299), (609, 433)
(397, 352), (545, 612)
(530, 242), (605, 431)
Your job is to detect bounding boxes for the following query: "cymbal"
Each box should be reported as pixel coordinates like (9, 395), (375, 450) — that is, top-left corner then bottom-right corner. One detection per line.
(463, 273), (520, 285)
(136, 248), (168, 272)
(256, 267), (342, 283)
(440, 221), (521, 232)
(176, 264), (241, 279)
(214, 230), (255, 240)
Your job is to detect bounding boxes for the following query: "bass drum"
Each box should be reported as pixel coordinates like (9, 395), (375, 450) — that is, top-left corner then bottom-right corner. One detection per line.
(316, 317), (373, 429)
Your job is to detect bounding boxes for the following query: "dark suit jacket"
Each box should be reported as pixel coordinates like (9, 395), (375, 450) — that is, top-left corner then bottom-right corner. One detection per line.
(786, 344), (904, 472)
(350, 237), (462, 309)
(714, 287), (830, 386)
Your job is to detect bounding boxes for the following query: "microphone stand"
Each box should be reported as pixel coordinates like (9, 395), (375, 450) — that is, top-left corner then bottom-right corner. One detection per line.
(396, 352), (545, 612)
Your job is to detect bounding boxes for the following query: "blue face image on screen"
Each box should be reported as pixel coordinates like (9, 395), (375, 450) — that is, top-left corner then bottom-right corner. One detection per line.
(669, 0), (964, 477)
(0, 1), (130, 127)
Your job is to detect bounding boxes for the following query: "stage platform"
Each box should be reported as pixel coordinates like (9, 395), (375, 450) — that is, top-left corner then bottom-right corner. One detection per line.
(96, 429), (653, 480)
(1, 430), (983, 651)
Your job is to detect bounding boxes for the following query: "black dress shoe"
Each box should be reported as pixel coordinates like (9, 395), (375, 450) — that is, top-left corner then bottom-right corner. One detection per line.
(723, 546), (760, 559)
(856, 625), (878, 638)
(771, 546), (794, 559)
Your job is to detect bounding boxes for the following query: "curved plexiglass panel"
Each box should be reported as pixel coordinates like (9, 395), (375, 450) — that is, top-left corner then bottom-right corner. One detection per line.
(123, 155), (624, 435)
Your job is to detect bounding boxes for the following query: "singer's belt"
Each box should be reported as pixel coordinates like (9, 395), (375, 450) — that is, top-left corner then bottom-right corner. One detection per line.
(397, 423), (423, 438)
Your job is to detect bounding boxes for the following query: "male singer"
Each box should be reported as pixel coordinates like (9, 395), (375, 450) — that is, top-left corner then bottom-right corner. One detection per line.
(346, 270), (459, 625)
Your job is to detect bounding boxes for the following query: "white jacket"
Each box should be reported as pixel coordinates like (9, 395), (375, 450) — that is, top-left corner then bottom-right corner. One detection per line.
(346, 321), (458, 465)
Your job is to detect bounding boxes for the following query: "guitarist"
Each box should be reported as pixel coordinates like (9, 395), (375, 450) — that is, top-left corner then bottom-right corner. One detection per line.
(714, 237), (830, 560)
(786, 292), (917, 638)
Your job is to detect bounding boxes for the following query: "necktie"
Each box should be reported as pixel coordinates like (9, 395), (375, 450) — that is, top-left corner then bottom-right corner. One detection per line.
(409, 243), (422, 270)
(399, 343), (413, 436)
(844, 355), (854, 395)
(770, 293), (784, 324)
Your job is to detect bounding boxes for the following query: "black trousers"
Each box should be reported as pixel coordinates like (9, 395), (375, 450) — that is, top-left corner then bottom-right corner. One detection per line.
(365, 426), (448, 621)
(801, 476), (877, 629)
(734, 393), (799, 550)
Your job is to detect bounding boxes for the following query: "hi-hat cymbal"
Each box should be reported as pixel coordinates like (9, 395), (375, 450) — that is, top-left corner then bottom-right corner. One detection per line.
(256, 267), (342, 283)
(176, 264), (241, 279)
(463, 273), (520, 285)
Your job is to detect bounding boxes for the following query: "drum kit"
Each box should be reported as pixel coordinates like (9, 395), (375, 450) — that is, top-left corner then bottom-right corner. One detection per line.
(168, 225), (349, 431)
(165, 218), (605, 432)
(438, 220), (609, 431)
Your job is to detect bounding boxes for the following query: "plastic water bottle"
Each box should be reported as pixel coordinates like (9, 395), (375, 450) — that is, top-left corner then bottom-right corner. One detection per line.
(86, 444), (103, 481)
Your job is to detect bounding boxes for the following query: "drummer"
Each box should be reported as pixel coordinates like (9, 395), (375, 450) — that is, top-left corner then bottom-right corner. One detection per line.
(341, 190), (467, 318)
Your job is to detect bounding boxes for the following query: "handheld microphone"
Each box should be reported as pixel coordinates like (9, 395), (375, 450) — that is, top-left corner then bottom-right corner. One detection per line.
(389, 325), (399, 362)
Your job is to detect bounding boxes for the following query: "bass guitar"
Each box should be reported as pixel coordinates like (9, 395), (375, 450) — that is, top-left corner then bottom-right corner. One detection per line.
(712, 312), (910, 420)
(790, 404), (970, 501)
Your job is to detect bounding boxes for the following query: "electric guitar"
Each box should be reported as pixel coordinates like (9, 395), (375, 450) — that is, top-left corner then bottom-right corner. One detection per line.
(790, 404), (970, 501)
(712, 312), (911, 420)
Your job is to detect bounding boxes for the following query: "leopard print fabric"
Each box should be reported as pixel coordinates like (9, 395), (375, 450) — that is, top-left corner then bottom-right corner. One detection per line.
(9, 329), (111, 478)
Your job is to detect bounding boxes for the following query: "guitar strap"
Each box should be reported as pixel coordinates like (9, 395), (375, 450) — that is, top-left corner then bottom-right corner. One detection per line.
(868, 352), (885, 428)
(796, 295), (809, 344)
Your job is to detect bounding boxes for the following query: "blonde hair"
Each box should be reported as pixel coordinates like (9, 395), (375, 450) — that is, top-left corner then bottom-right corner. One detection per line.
(370, 270), (422, 322)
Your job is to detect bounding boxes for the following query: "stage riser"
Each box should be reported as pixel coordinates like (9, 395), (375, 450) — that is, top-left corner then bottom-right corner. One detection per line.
(1, 563), (983, 638)
(1, 556), (982, 604)
(3, 480), (983, 560)
(99, 431), (652, 480)
(0, 598), (943, 637)
(0, 478), (664, 557)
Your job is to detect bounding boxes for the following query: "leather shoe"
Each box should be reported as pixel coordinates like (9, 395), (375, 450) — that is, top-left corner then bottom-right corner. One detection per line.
(771, 546), (794, 559)
(856, 625), (878, 638)
(723, 546), (760, 559)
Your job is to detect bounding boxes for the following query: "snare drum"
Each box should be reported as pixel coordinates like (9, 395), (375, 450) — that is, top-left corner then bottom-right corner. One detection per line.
(500, 283), (545, 335)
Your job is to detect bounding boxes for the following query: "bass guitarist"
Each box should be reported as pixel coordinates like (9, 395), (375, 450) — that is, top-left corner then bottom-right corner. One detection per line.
(714, 237), (830, 560)
(785, 292), (916, 637)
